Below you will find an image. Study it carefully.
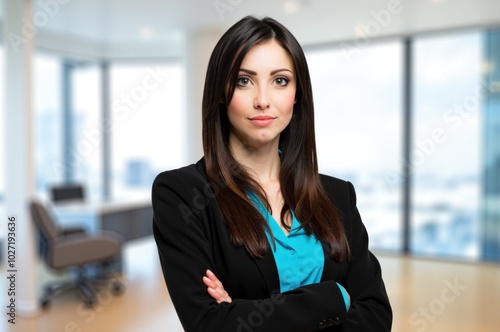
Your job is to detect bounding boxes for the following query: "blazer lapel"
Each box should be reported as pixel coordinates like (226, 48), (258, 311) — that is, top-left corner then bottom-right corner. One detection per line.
(320, 241), (342, 282)
(253, 250), (281, 294)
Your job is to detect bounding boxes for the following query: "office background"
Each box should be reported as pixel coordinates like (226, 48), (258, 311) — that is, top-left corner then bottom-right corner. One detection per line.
(1, 0), (499, 331)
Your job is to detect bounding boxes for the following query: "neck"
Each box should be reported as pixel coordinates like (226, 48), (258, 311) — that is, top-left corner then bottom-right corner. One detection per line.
(229, 137), (281, 184)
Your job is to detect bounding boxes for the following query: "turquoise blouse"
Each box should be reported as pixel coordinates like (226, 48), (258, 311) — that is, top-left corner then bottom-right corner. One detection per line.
(247, 192), (350, 310)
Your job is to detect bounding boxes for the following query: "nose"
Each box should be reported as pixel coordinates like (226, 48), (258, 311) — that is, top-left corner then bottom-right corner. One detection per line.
(253, 86), (270, 110)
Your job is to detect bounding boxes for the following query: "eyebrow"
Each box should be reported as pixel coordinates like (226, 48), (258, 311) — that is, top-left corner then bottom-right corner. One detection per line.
(239, 68), (294, 76)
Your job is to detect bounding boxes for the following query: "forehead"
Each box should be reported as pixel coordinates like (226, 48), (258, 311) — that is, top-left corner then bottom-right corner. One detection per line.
(240, 40), (294, 72)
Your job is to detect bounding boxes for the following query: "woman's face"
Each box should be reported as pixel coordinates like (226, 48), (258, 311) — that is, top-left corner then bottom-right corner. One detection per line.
(226, 40), (296, 150)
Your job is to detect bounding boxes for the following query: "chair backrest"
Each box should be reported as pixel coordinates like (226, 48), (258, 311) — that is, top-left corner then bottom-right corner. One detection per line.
(30, 200), (59, 242)
(50, 184), (85, 202)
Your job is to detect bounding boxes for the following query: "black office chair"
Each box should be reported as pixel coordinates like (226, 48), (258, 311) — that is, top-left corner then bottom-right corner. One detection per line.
(30, 200), (125, 308)
(38, 184), (87, 257)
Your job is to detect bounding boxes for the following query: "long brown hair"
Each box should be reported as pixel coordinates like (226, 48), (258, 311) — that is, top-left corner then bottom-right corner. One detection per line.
(202, 16), (350, 261)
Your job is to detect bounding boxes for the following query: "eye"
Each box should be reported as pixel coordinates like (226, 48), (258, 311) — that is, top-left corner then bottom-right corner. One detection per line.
(274, 76), (289, 87)
(236, 76), (252, 87)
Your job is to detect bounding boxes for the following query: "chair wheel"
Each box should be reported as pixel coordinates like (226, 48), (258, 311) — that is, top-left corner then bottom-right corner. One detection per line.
(40, 298), (50, 309)
(85, 298), (95, 308)
(111, 281), (124, 295)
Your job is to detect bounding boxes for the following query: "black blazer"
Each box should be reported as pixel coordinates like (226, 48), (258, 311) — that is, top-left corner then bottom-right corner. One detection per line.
(152, 158), (392, 332)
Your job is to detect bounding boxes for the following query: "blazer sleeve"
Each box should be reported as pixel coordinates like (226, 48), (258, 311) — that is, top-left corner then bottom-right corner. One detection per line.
(152, 170), (349, 332)
(335, 181), (393, 331)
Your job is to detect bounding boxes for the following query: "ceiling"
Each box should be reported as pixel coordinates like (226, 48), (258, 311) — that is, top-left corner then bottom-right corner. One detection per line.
(5, 0), (500, 58)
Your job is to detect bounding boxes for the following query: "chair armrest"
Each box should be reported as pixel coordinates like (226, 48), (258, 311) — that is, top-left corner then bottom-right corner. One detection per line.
(61, 226), (87, 236)
(49, 233), (122, 269)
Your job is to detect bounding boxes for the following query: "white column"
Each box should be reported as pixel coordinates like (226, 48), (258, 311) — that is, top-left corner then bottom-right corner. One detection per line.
(4, 0), (39, 317)
(184, 30), (223, 163)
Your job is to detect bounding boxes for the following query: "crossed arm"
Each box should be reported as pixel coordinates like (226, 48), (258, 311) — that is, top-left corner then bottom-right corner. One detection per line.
(153, 169), (391, 331)
(202, 269), (350, 307)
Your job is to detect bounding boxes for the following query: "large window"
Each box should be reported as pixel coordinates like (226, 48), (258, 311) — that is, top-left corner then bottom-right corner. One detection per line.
(412, 31), (482, 259)
(307, 41), (403, 252)
(33, 59), (185, 201)
(34, 57), (103, 201)
(34, 53), (63, 198)
(72, 63), (103, 200)
(482, 30), (500, 261)
(110, 63), (185, 199)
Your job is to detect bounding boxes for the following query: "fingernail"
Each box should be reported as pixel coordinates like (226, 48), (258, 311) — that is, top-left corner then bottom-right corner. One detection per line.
(207, 269), (214, 276)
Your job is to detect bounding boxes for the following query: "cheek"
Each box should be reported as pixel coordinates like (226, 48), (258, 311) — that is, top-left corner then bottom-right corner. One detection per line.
(227, 92), (248, 117)
(275, 92), (296, 116)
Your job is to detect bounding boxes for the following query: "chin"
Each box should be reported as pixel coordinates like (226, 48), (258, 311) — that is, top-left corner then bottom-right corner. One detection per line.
(250, 135), (280, 146)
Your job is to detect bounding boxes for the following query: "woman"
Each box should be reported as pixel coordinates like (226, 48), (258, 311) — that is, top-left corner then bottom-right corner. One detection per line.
(152, 16), (392, 331)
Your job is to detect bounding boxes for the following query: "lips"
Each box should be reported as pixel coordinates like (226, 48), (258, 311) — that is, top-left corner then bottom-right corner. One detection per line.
(248, 115), (277, 127)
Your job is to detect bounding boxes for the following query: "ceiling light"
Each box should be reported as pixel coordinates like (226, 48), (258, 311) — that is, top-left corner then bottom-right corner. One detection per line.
(140, 28), (153, 40)
(284, 1), (298, 14)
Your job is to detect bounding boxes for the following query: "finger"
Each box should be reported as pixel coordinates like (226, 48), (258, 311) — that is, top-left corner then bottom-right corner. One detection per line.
(206, 271), (225, 290)
(206, 269), (219, 282)
(202, 276), (216, 288)
(207, 287), (223, 300)
(208, 287), (231, 303)
(205, 270), (232, 303)
(203, 275), (224, 295)
(203, 277), (225, 300)
(214, 290), (232, 303)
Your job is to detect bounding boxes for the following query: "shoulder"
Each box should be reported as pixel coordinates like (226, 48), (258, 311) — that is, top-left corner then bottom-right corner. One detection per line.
(318, 174), (360, 245)
(151, 159), (214, 226)
(319, 173), (357, 214)
(151, 159), (212, 209)
(153, 159), (208, 191)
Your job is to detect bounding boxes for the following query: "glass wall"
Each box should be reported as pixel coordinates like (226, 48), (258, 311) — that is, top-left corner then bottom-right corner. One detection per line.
(72, 63), (103, 200)
(412, 31), (482, 259)
(34, 53), (63, 198)
(306, 30), (499, 261)
(109, 63), (185, 199)
(307, 41), (403, 252)
(32, 58), (186, 201)
(482, 29), (500, 261)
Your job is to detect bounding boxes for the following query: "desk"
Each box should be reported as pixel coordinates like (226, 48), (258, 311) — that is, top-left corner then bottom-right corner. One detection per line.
(53, 199), (153, 241)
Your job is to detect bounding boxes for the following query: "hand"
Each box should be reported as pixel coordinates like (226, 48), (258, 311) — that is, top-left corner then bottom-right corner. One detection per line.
(203, 269), (232, 304)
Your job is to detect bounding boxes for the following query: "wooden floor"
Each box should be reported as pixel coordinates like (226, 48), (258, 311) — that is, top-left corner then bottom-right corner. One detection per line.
(11, 237), (500, 332)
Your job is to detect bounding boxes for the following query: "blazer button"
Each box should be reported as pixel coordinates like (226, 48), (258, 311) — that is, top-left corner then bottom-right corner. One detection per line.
(334, 316), (341, 325)
(326, 318), (334, 326)
(318, 321), (326, 329)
